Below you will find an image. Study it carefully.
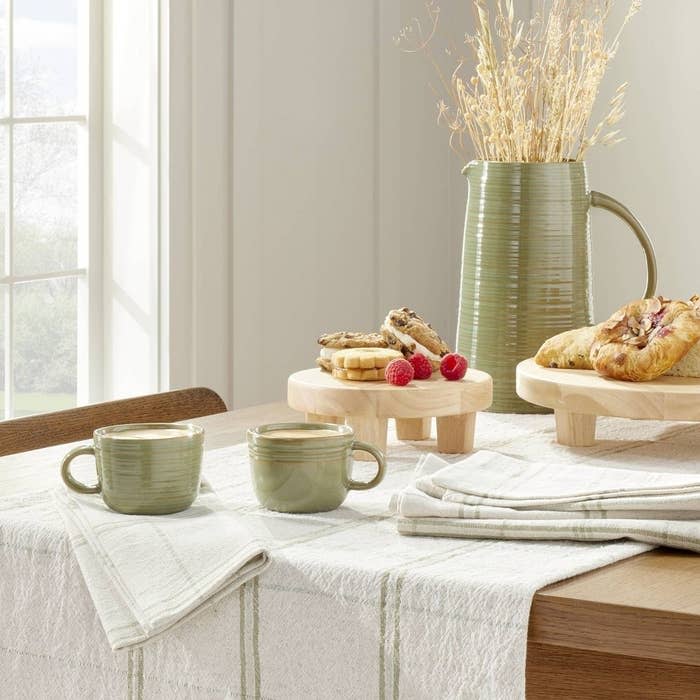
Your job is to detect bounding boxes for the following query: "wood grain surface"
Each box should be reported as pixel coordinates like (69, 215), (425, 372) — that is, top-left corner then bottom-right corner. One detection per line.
(517, 358), (700, 421)
(526, 642), (700, 699)
(0, 387), (227, 457)
(288, 367), (493, 419)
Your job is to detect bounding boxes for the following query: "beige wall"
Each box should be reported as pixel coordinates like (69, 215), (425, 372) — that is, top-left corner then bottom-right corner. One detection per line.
(228, 0), (698, 408)
(231, 0), (474, 408)
(586, 1), (700, 318)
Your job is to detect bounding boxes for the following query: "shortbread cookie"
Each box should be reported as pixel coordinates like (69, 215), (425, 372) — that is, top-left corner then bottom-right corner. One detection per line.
(535, 324), (603, 370)
(591, 296), (700, 381)
(316, 332), (387, 372)
(381, 308), (450, 368)
(331, 367), (385, 381)
(331, 347), (402, 370)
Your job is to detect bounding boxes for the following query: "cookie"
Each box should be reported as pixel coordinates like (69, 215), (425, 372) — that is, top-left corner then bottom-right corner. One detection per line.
(316, 332), (387, 372)
(331, 367), (385, 381)
(331, 347), (402, 370)
(316, 357), (332, 372)
(381, 308), (450, 365)
(591, 296), (700, 381)
(318, 331), (386, 348)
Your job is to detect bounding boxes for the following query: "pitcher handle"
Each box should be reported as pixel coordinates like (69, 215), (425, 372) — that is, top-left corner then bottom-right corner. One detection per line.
(590, 191), (657, 298)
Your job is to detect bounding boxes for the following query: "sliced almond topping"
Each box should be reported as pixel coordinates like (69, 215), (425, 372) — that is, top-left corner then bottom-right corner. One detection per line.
(647, 297), (662, 313)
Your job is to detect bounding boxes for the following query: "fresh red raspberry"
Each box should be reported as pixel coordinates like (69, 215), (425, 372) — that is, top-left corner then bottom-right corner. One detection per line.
(408, 353), (433, 380)
(385, 358), (414, 386)
(440, 353), (468, 381)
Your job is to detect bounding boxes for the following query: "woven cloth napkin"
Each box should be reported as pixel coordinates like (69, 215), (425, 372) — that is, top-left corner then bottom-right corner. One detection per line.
(53, 483), (269, 650)
(394, 450), (700, 552)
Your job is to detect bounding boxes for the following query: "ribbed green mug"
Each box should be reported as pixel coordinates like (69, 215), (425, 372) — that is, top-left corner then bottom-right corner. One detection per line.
(457, 160), (657, 413)
(60, 423), (204, 514)
(247, 422), (386, 513)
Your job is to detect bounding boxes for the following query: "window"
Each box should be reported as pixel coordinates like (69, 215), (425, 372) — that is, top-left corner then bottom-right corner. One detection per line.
(0, 0), (97, 418)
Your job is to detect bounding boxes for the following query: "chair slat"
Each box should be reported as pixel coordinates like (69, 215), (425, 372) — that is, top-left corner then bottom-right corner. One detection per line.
(0, 387), (227, 457)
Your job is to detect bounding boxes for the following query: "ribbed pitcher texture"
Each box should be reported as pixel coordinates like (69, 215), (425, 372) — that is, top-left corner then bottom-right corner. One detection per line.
(457, 161), (656, 413)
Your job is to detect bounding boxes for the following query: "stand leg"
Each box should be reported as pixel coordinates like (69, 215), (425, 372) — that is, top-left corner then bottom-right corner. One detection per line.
(436, 413), (476, 454)
(395, 417), (431, 441)
(306, 413), (344, 425)
(554, 410), (597, 446)
(346, 415), (388, 461)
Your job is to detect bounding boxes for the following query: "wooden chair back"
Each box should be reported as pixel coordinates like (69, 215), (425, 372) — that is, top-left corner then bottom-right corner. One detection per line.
(0, 387), (227, 457)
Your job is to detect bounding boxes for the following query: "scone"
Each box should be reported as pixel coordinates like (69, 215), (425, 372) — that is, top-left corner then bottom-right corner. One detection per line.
(330, 347), (402, 381)
(591, 296), (700, 381)
(666, 295), (700, 377)
(665, 340), (700, 377)
(535, 324), (603, 370)
(316, 332), (387, 372)
(381, 308), (450, 370)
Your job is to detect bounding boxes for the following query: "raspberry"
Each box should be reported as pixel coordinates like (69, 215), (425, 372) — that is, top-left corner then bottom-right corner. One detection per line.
(385, 358), (414, 386)
(440, 353), (468, 381)
(408, 353), (433, 380)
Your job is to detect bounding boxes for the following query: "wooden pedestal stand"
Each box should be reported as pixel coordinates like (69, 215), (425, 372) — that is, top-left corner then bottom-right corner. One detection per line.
(517, 358), (700, 446)
(288, 368), (492, 460)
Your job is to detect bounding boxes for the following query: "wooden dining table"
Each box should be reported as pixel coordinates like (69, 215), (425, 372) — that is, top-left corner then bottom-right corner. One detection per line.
(2, 401), (699, 699)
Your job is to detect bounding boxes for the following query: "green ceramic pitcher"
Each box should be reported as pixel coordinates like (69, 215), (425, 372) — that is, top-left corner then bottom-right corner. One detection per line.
(457, 160), (657, 413)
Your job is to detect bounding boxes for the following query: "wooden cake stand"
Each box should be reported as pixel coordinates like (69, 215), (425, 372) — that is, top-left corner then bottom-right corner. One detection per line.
(516, 357), (700, 446)
(287, 368), (493, 460)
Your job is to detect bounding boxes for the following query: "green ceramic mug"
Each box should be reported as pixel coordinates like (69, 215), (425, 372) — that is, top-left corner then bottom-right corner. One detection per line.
(60, 423), (204, 515)
(247, 422), (386, 513)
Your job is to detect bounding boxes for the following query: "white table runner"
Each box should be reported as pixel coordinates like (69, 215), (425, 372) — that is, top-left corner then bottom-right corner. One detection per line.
(5, 412), (700, 699)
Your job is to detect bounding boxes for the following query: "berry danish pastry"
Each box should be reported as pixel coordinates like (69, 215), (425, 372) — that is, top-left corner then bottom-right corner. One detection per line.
(591, 296), (700, 381)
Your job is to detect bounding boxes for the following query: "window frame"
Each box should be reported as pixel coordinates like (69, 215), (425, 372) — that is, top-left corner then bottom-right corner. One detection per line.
(1, 0), (103, 418)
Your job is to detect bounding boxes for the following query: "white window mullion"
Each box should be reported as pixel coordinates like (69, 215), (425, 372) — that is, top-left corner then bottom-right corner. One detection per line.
(84, 0), (103, 406)
(1, 269), (87, 285)
(3, 289), (11, 420)
(4, 0), (14, 420)
(0, 115), (87, 126)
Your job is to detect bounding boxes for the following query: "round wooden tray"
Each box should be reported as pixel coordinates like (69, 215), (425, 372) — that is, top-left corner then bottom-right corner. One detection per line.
(288, 368), (492, 459)
(516, 357), (700, 446)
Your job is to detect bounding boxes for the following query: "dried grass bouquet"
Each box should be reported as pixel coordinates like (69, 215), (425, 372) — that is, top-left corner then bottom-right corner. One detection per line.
(397, 0), (641, 163)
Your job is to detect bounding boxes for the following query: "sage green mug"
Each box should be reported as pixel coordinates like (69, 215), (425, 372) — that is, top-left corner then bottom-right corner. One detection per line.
(60, 423), (204, 515)
(247, 422), (386, 513)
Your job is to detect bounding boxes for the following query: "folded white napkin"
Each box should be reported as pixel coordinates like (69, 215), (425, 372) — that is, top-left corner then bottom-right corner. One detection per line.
(54, 483), (269, 650)
(394, 451), (700, 552)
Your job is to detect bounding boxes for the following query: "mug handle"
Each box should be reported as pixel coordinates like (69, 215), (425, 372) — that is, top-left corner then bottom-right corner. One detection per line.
(346, 440), (386, 490)
(590, 191), (657, 299)
(61, 445), (101, 494)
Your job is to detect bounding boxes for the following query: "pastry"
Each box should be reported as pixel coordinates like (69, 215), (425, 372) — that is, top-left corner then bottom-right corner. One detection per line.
(381, 308), (450, 370)
(591, 296), (700, 381)
(330, 347), (403, 381)
(316, 332), (387, 372)
(666, 295), (700, 377)
(665, 340), (700, 377)
(534, 324), (603, 370)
